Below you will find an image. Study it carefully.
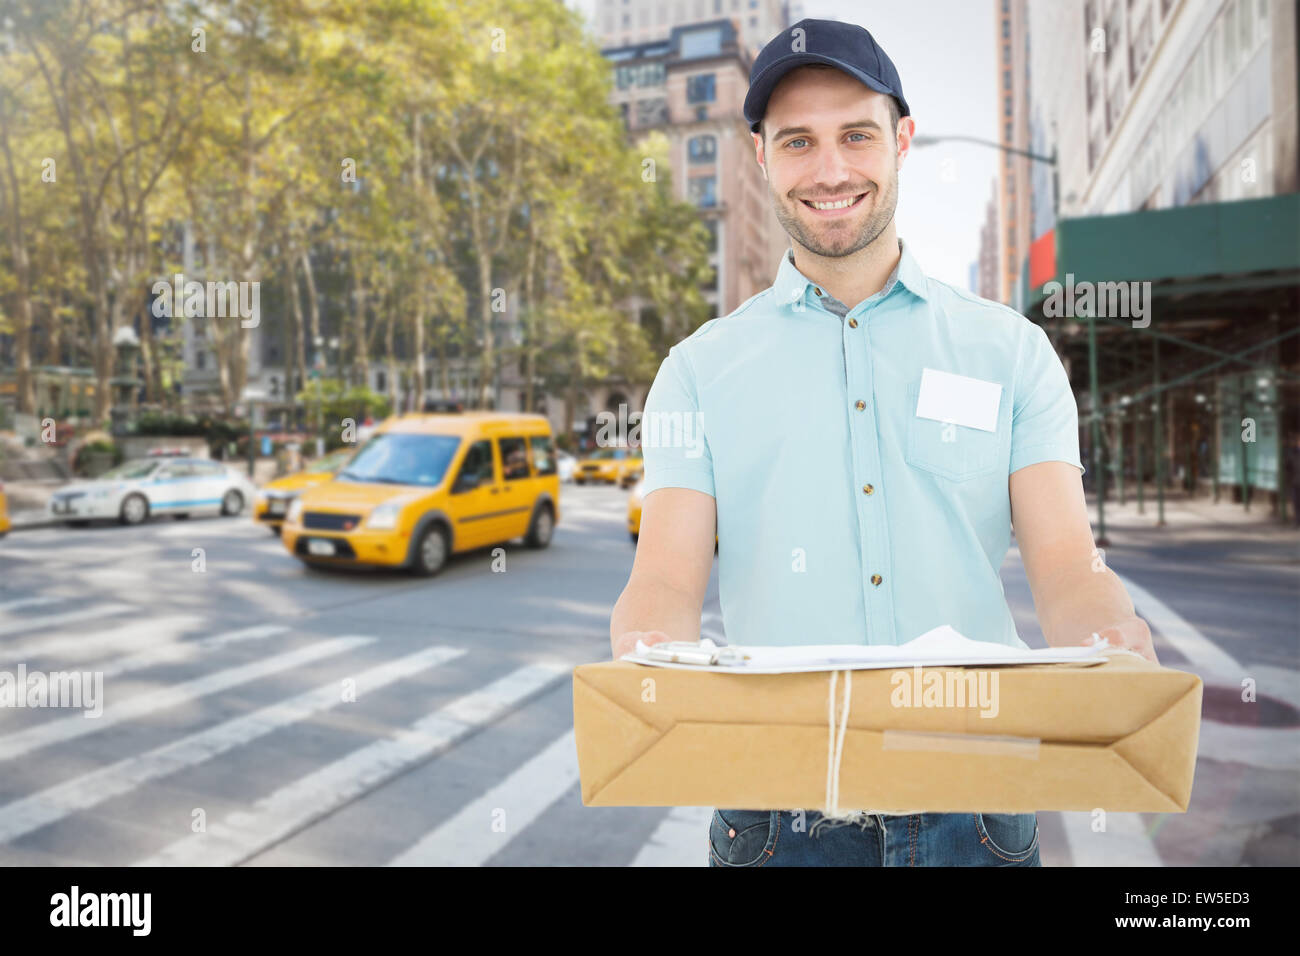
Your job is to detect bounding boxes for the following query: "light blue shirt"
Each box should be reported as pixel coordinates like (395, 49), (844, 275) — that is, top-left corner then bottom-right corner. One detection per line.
(639, 239), (1083, 649)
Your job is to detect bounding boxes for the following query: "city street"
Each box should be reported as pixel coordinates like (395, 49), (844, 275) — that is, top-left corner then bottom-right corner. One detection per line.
(0, 483), (1294, 866)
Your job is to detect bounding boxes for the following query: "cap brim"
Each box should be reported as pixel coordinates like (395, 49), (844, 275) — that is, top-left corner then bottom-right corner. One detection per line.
(744, 53), (906, 132)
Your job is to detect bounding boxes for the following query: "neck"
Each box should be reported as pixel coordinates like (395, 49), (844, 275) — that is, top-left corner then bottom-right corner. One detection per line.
(790, 222), (900, 309)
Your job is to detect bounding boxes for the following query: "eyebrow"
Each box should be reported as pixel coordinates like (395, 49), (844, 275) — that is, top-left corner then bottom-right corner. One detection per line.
(771, 118), (883, 142)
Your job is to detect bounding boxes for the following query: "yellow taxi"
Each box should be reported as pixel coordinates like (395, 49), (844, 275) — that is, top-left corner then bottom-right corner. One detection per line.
(254, 447), (355, 535)
(0, 480), (10, 539)
(281, 412), (559, 576)
(574, 446), (642, 487)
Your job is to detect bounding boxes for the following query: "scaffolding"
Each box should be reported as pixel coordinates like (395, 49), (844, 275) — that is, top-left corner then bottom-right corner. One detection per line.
(1023, 193), (1300, 539)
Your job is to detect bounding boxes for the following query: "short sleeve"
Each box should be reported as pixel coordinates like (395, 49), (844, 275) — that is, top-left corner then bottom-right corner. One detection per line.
(1010, 324), (1084, 476)
(638, 347), (715, 498)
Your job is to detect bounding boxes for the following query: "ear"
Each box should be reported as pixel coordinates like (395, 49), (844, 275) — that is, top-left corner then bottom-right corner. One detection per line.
(752, 131), (767, 179)
(895, 115), (916, 168)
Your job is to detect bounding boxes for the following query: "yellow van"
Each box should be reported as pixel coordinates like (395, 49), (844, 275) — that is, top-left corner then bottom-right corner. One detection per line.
(281, 412), (559, 576)
(0, 480), (10, 538)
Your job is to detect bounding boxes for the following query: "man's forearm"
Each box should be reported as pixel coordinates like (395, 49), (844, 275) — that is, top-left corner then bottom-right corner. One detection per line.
(1036, 564), (1141, 650)
(610, 574), (704, 647)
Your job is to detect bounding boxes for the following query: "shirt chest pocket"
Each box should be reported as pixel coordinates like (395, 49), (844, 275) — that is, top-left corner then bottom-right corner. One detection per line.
(904, 379), (1006, 482)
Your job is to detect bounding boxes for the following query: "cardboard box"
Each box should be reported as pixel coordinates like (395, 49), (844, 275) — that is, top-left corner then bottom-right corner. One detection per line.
(573, 653), (1202, 812)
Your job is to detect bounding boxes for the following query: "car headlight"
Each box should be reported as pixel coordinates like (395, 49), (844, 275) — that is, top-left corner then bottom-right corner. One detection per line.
(286, 499), (304, 524)
(366, 501), (403, 530)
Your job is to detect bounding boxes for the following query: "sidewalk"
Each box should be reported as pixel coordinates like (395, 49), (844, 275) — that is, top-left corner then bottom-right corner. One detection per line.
(1086, 483), (1299, 542)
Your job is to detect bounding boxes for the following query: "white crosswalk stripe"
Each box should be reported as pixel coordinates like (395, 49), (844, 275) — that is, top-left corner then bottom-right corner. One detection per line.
(1059, 811), (1163, 866)
(388, 729), (579, 867)
(0, 597), (61, 614)
(137, 662), (571, 866)
(631, 806), (714, 866)
(0, 636), (372, 763)
(0, 645), (465, 844)
(4, 614), (204, 664)
(94, 625), (290, 679)
(0, 602), (134, 639)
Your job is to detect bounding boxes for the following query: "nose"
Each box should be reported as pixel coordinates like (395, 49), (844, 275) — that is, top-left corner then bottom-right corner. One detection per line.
(810, 143), (855, 194)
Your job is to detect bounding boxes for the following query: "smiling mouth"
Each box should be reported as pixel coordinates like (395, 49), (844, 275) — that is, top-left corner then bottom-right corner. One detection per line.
(800, 192), (869, 212)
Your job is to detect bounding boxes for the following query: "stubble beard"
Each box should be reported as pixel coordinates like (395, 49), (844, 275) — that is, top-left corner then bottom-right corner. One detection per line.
(768, 161), (899, 259)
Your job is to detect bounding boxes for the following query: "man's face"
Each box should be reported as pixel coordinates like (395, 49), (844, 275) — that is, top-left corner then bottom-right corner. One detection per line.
(754, 67), (911, 258)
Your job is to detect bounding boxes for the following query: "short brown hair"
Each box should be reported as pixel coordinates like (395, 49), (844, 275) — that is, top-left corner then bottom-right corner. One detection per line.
(759, 94), (901, 145)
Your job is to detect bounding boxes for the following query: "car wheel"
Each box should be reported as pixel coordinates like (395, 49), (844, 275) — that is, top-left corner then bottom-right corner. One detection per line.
(411, 524), (449, 576)
(119, 494), (149, 526)
(575, 478), (585, 485)
(524, 503), (554, 549)
(172, 513), (191, 520)
(268, 525), (282, 537)
(67, 520), (92, 529)
(221, 489), (244, 516)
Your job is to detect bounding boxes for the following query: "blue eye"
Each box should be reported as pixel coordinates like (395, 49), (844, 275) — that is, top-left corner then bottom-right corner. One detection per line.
(787, 138), (808, 149)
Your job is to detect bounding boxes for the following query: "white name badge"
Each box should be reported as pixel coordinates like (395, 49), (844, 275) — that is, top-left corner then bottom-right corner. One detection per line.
(914, 368), (1003, 432)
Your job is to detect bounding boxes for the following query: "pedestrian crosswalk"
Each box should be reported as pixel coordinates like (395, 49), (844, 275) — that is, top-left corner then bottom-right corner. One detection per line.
(0, 592), (1290, 867)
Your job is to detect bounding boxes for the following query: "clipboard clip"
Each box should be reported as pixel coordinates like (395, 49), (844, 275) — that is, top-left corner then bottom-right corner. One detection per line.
(637, 638), (749, 667)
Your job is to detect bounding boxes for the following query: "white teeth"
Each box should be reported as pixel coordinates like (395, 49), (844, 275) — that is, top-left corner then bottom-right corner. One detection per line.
(808, 195), (860, 210)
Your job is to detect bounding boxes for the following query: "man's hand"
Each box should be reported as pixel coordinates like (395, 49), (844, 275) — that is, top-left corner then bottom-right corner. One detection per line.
(611, 630), (673, 660)
(1088, 615), (1159, 664)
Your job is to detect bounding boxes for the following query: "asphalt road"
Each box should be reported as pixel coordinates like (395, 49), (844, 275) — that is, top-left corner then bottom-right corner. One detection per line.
(0, 484), (1294, 866)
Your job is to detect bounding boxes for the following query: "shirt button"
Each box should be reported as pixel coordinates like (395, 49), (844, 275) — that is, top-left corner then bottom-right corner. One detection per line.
(862, 483), (874, 495)
(848, 317), (859, 328)
(871, 574), (883, 586)
(814, 286), (823, 296)
(854, 400), (866, 411)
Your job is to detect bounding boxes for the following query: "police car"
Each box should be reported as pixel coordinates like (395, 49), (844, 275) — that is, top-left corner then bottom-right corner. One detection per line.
(48, 456), (256, 526)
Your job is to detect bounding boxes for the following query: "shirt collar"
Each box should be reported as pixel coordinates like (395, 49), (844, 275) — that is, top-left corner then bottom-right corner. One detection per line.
(773, 237), (930, 313)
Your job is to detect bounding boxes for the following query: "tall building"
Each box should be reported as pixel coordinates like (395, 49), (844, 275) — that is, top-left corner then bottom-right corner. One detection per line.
(605, 19), (787, 318)
(594, 0), (792, 57)
(996, 0), (1034, 306)
(1022, 0), (1298, 516)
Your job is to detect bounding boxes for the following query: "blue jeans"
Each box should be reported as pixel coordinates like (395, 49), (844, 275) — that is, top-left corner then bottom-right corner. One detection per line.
(708, 810), (1041, 867)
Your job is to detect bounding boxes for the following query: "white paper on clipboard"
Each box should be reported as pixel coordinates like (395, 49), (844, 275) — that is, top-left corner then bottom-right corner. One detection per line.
(623, 624), (1121, 673)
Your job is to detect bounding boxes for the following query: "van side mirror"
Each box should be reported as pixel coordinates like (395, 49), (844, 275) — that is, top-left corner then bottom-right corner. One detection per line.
(453, 472), (480, 493)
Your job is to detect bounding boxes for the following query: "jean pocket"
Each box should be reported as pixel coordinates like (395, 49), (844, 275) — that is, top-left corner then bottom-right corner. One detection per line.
(975, 812), (1039, 863)
(709, 809), (780, 867)
(904, 381), (1004, 482)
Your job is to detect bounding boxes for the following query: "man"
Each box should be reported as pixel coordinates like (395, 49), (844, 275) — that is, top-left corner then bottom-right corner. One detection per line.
(608, 19), (1158, 866)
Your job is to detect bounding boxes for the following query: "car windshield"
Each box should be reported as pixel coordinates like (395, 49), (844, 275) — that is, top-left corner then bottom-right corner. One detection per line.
(589, 448), (628, 460)
(307, 449), (353, 474)
(335, 433), (460, 487)
(98, 460), (159, 481)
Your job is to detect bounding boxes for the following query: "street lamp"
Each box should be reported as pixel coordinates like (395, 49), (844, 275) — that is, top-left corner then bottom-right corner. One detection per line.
(910, 133), (1060, 221)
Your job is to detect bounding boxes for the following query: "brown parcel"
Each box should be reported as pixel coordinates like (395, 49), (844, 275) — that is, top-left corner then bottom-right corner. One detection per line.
(573, 652), (1202, 813)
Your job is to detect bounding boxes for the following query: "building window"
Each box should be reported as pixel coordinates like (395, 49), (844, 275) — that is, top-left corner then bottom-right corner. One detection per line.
(1001, 18), (1009, 38)
(1003, 69), (1011, 91)
(1002, 43), (1010, 64)
(700, 218), (719, 252)
(681, 26), (723, 58)
(376, 369), (386, 392)
(614, 62), (665, 90)
(688, 175), (717, 207)
(686, 73), (716, 103)
(1004, 95), (1012, 116)
(1005, 121), (1012, 140)
(635, 97), (667, 126)
(688, 134), (717, 163)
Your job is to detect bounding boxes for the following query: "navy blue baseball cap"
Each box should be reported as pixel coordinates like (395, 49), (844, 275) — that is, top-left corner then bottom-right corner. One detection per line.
(743, 18), (910, 134)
